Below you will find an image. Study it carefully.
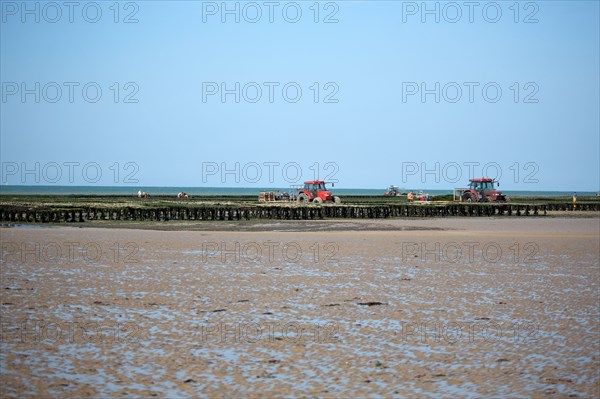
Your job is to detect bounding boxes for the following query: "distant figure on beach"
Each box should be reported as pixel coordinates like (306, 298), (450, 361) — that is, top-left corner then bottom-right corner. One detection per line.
(407, 192), (414, 203)
(178, 192), (189, 199)
(425, 193), (431, 203)
(573, 192), (577, 209)
(137, 190), (142, 198)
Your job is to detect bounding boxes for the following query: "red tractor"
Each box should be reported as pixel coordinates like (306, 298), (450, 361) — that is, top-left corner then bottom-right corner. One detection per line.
(458, 178), (508, 203)
(296, 180), (341, 204)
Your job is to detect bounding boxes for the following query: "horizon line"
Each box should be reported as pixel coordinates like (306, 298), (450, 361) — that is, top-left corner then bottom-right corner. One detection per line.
(0, 185), (597, 193)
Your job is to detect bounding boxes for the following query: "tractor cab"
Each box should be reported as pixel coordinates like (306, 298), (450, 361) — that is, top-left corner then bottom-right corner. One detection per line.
(304, 181), (329, 198)
(469, 179), (496, 194)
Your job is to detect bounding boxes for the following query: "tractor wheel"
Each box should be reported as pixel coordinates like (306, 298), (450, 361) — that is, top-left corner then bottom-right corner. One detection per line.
(333, 196), (341, 204)
(313, 197), (323, 204)
(297, 193), (309, 203)
(463, 193), (473, 203)
(478, 197), (490, 203)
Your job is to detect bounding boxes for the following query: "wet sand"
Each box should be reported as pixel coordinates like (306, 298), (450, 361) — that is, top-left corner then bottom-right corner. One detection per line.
(1, 217), (599, 397)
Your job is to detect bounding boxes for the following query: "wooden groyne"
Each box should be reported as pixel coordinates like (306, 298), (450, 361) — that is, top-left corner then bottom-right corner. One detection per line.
(0, 203), (598, 223)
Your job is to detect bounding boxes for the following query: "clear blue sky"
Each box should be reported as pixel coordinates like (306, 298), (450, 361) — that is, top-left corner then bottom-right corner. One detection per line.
(1, 1), (599, 191)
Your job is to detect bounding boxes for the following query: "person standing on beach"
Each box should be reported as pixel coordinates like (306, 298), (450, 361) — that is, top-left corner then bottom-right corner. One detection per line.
(573, 192), (577, 209)
(407, 192), (414, 203)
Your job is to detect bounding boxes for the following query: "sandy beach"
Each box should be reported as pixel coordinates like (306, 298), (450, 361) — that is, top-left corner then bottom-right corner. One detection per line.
(1, 217), (598, 397)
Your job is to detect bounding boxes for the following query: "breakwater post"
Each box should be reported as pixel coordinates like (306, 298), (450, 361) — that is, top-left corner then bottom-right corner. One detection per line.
(1, 203), (598, 223)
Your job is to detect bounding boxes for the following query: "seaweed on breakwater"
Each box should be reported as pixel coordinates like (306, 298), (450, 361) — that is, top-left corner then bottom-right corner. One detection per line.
(0, 202), (598, 223)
